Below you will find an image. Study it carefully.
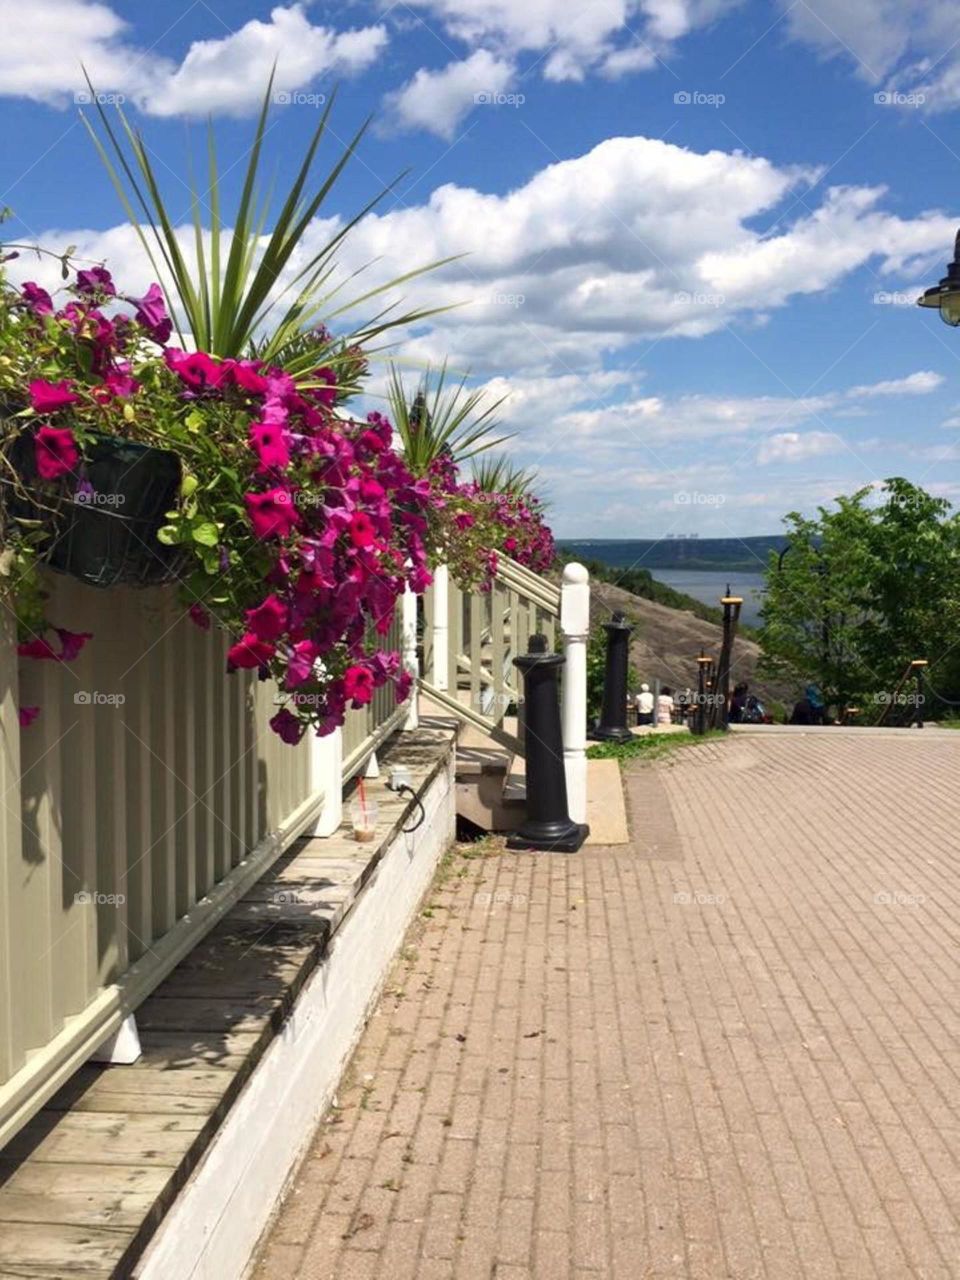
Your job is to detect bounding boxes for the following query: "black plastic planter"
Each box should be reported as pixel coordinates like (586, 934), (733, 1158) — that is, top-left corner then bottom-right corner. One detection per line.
(6, 431), (184, 588)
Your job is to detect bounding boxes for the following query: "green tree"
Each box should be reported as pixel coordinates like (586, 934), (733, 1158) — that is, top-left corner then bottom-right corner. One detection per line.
(759, 480), (960, 717)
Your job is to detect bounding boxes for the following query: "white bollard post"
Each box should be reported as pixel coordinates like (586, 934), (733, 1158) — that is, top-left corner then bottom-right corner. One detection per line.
(401, 584), (419, 730)
(560, 562), (590, 825)
(306, 725), (343, 837)
(432, 563), (449, 692)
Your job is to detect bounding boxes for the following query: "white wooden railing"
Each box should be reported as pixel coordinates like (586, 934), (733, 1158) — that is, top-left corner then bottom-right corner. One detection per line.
(0, 571), (409, 1149)
(419, 559), (590, 822)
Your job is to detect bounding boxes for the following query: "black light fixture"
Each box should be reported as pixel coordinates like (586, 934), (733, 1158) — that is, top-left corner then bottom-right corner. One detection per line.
(918, 228), (960, 326)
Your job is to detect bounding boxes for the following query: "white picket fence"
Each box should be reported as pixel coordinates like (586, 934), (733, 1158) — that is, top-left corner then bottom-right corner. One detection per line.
(0, 557), (586, 1150)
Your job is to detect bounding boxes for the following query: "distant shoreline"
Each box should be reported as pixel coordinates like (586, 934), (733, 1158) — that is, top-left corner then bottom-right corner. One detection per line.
(558, 536), (785, 574)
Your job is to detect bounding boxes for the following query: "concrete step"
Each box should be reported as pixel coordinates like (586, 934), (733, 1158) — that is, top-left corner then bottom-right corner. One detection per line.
(455, 746), (526, 833)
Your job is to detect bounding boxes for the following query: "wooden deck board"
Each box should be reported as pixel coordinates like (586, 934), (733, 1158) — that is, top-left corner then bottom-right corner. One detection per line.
(0, 727), (454, 1280)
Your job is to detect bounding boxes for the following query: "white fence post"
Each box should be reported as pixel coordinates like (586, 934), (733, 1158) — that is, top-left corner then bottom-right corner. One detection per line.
(306, 726), (343, 837)
(561, 562), (590, 824)
(401, 584), (419, 731)
(432, 563), (449, 692)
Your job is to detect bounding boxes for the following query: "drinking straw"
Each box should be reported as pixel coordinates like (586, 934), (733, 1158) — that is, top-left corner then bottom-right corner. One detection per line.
(358, 776), (367, 828)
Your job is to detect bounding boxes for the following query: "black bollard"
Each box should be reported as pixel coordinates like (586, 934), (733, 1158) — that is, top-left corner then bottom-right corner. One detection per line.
(507, 634), (589, 854)
(589, 611), (634, 743)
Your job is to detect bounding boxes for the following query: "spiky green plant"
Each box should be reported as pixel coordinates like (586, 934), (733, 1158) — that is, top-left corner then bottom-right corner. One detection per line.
(470, 454), (538, 498)
(81, 70), (454, 373)
(386, 361), (510, 475)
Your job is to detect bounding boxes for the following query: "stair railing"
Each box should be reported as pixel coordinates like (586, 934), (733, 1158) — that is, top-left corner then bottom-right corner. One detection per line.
(419, 559), (590, 822)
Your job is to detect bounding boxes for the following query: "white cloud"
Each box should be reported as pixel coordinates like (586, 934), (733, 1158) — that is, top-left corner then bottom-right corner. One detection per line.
(756, 431), (844, 464)
(848, 370), (945, 398)
(396, 0), (740, 83)
(0, 1), (387, 116)
(382, 50), (515, 140)
(143, 8), (387, 117)
(779, 0), (960, 111)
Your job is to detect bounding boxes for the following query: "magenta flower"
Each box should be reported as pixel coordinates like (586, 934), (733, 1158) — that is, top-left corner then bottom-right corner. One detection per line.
(349, 512), (376, 549)
(21, 282), (53, 315)
(343, 664), (375, 707)
(244, 594), (288, 641)
(165, 348), (229, 391)
(18, 706), (40, 728)
(227, 633), (276, 670)
(29, 379), (80, 414)
(129, 283), (172, 344)
(232, 361), (270, 395)
(76, 266), (115, 298)
(285, 639), (319, 688)
(18, 636), (59, 660)
(188, 604), (212, 631)
(54, 629), (92, 662)
(35, 426), (79, 481)
(250, 421), (290, 471)
(244, 488), (300, 540)
(269, 707), (305, 745)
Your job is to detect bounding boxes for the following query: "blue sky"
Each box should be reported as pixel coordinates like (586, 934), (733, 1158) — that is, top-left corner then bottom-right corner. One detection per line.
(2, 0), (959, 538)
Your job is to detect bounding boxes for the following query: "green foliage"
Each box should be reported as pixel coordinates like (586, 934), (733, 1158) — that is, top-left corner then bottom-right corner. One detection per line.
(586, 729), (726, 763)
(758, 479), (960, 717)
(470, 455), (539, 498)
(386, 361), (509, 475)
(81, 72), (450, 370)
(586, 625), (608, 721)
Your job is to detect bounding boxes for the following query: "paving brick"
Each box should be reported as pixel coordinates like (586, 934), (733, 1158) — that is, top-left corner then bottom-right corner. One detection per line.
(254, 734), (960, 1280)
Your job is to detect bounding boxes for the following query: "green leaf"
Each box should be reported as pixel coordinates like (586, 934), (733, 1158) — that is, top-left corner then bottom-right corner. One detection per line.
(191, 522), (219, 546)
(156, 525), (179, 545)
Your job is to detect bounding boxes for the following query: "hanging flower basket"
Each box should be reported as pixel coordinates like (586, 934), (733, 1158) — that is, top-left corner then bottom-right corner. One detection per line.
(6, 431), (184, 588)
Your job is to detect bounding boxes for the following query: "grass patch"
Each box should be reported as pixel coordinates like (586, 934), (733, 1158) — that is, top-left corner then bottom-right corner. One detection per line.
(586, 729), (728, 764)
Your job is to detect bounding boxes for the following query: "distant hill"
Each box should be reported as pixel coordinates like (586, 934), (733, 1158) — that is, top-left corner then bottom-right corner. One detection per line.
(559, 536), (786, 572)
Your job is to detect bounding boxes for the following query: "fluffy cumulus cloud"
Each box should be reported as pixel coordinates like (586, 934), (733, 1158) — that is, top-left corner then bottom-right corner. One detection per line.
(756, 431), (844, 464)
(0, 1), (387, 115)
(779, 0), (960, 111)
(395, 0), (739, 82)
(383, 50), (515, 139)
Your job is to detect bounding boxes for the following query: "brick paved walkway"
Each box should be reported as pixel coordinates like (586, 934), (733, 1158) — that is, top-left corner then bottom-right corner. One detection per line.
(253, 732), (960, 1280)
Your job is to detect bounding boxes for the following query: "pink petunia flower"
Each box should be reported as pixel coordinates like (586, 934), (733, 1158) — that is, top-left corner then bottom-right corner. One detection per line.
(244, 594), (288, 641)
(29, 379), (80, 414)
(188, 604), (212, 631)
(35, 426), (79, 481)
(249, 421), (290, 471)
(18, 706), (41, 728)
(343, 664), (375, 707)
(244, 488), (301, 540)
(21, 282), (53, 315)
(227, 633), (276, 670)
(348, 512), (376, 549)
(18, 636), (59, 660)
(129, 283), (172, 344)
(54, 629), (92, 661)
(164, 348), (229, 391)
(269, 707), (305, 744)
(76, 266), (115, 298)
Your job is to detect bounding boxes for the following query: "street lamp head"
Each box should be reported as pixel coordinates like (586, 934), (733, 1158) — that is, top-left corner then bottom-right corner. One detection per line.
(917, 227), (960, 326)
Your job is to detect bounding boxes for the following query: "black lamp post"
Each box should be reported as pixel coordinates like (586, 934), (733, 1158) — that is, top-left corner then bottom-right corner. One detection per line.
(507, 634), (589, 854)
(918, 228), (960, 326)
(589, 611), (634, 743)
